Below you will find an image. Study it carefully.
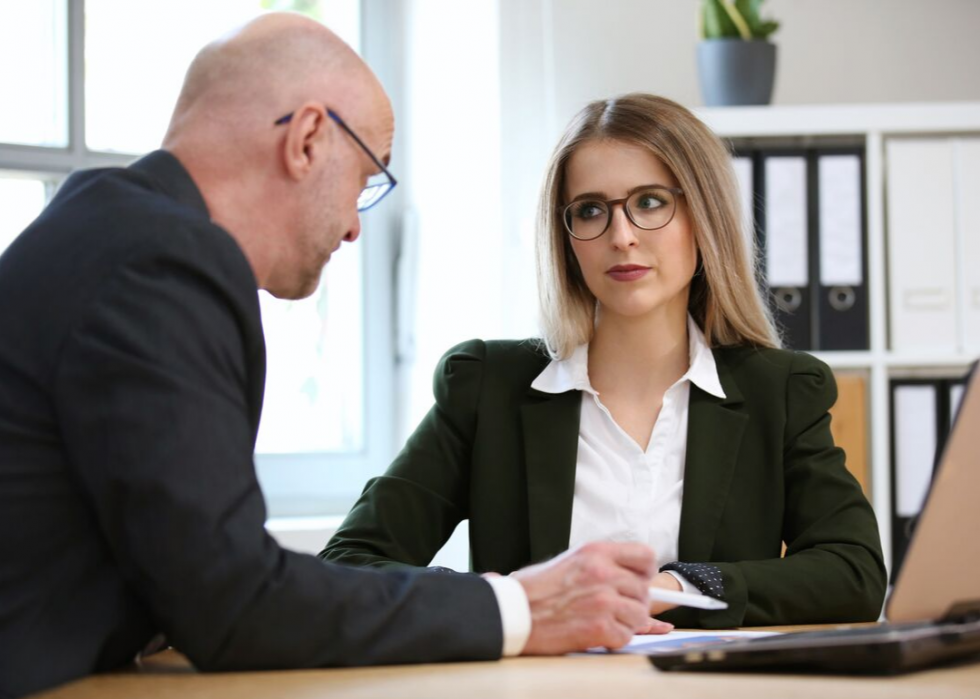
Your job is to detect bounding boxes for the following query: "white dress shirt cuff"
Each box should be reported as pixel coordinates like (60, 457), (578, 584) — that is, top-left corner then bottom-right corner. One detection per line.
(485, 575), (532, 656)
(664, 570), (704, 596)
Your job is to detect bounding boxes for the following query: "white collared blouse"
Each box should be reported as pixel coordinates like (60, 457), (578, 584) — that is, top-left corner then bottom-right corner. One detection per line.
(530, 315), (725, 592)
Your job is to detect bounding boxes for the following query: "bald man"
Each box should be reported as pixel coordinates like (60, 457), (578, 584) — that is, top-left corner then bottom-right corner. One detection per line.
(0, 14), (662, 698)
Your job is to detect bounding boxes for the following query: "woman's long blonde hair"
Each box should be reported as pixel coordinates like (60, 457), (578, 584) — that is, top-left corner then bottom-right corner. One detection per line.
(536, 93), (781, 359)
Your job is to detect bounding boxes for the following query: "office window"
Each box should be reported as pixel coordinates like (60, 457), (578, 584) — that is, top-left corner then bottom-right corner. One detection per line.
(256, 245), (364, 454)
(84, 0), (360, 154)
(0, 174), (53, 254)
(0, 0), (393, 518)
(0, 0), (68, 147)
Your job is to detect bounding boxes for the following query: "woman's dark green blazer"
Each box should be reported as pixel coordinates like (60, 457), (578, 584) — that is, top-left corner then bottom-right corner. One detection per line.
(322, 339), (887, 628)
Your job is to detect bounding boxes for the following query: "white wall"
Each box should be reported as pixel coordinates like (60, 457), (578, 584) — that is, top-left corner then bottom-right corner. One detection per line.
(399, 0), (505, 435)
(771, 0), (980, 106)
(534, 0), (980, 121)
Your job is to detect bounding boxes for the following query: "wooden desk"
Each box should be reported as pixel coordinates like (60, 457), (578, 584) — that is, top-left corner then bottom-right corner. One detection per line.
(35, 630), (980, 699)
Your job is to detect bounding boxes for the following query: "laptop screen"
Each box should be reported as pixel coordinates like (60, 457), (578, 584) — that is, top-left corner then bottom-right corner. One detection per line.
(887, 362), (980, 623)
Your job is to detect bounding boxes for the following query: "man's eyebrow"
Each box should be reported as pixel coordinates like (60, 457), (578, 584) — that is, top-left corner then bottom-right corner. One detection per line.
(568, 183), (671, 201)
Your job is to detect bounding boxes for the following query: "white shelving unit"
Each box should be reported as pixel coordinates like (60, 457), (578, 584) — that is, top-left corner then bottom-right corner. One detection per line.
(697, 102), (980, 575)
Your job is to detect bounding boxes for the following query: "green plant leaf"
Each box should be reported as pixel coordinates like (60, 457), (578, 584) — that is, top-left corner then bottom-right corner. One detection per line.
(734, 0), (779, 39)
(734, 0), (761, 34)
(701, 0), (741, 39)
(722, 1), (753, 40)
(759, 20), (780, 39)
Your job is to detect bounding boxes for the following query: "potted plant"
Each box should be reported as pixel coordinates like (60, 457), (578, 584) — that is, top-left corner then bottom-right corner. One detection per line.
(698, 0), (780, 107)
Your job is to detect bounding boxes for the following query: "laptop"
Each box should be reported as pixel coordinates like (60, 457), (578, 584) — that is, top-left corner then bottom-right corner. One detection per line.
(649, 363), (980, 675)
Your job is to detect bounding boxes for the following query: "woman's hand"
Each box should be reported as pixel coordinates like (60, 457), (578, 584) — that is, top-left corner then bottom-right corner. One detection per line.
(632, 571), (684, 634)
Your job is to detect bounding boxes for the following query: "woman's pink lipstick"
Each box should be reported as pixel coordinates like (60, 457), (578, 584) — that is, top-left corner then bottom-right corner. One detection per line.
(606, 264), (651, 282)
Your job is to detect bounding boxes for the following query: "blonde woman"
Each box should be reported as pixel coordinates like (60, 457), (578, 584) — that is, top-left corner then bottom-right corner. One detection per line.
(323, 94), (886, 629)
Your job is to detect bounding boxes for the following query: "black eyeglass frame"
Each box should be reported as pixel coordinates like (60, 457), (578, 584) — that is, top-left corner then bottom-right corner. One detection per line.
(274, 108), (397, 211)
(560, 186), (685, 241)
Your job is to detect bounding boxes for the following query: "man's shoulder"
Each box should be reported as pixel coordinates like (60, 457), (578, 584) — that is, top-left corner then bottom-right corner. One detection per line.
(38, 161), (249, 282)
(54, 162), (216, 243)
(0, 159), (257, 352)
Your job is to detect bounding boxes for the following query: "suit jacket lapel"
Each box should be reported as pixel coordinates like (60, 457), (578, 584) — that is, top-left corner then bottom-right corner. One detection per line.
(522, 388), (581, 564)
(678, 351), (748, 562)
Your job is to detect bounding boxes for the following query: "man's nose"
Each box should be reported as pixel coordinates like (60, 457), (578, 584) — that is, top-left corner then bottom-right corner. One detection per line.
(344, 217), (362, 243)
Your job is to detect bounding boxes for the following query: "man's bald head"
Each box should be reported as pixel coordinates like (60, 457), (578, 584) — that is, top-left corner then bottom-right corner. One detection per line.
(161, 12), (395, 301)
(165, 12), (381, 142)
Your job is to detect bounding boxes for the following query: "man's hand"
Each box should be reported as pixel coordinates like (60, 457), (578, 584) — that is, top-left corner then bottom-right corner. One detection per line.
(510, 541), (668, 654)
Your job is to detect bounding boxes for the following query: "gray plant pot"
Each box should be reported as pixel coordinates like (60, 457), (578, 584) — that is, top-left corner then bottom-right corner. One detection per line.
(698, 39), (776, 107)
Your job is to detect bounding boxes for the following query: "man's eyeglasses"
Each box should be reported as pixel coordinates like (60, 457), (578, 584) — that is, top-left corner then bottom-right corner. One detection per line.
(274, 108), (397, 211)
(561, 186), (684, 241)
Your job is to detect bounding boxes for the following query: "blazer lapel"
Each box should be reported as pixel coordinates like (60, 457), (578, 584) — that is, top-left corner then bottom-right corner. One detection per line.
(678, 352), (749, 562)
(522, 388), (582, 564)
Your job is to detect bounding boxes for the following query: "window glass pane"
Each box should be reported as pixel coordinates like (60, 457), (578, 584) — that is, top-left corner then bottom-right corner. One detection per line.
(0, 0), (67, 147)
(85, 0), (361, 155)
(0, 173), (51, 255)
(256, 242), (364, 454)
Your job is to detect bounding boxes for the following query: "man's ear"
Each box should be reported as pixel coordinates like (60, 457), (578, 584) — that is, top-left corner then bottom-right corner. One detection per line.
(281, 102), (331, 182)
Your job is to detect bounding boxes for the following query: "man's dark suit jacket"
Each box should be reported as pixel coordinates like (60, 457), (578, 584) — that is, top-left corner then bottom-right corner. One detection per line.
(0, 152), (501, 699)
(323, 339), (888, 629)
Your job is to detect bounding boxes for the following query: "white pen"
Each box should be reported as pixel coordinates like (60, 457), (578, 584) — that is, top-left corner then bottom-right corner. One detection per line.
(648, 587), (729, 611)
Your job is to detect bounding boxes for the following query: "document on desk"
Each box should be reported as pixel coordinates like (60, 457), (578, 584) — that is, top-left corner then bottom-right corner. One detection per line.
(585, 630), (781, 655)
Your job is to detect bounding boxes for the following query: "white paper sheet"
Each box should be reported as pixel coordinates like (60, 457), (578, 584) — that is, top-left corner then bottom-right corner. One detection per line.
(586, 630), (781, 656)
